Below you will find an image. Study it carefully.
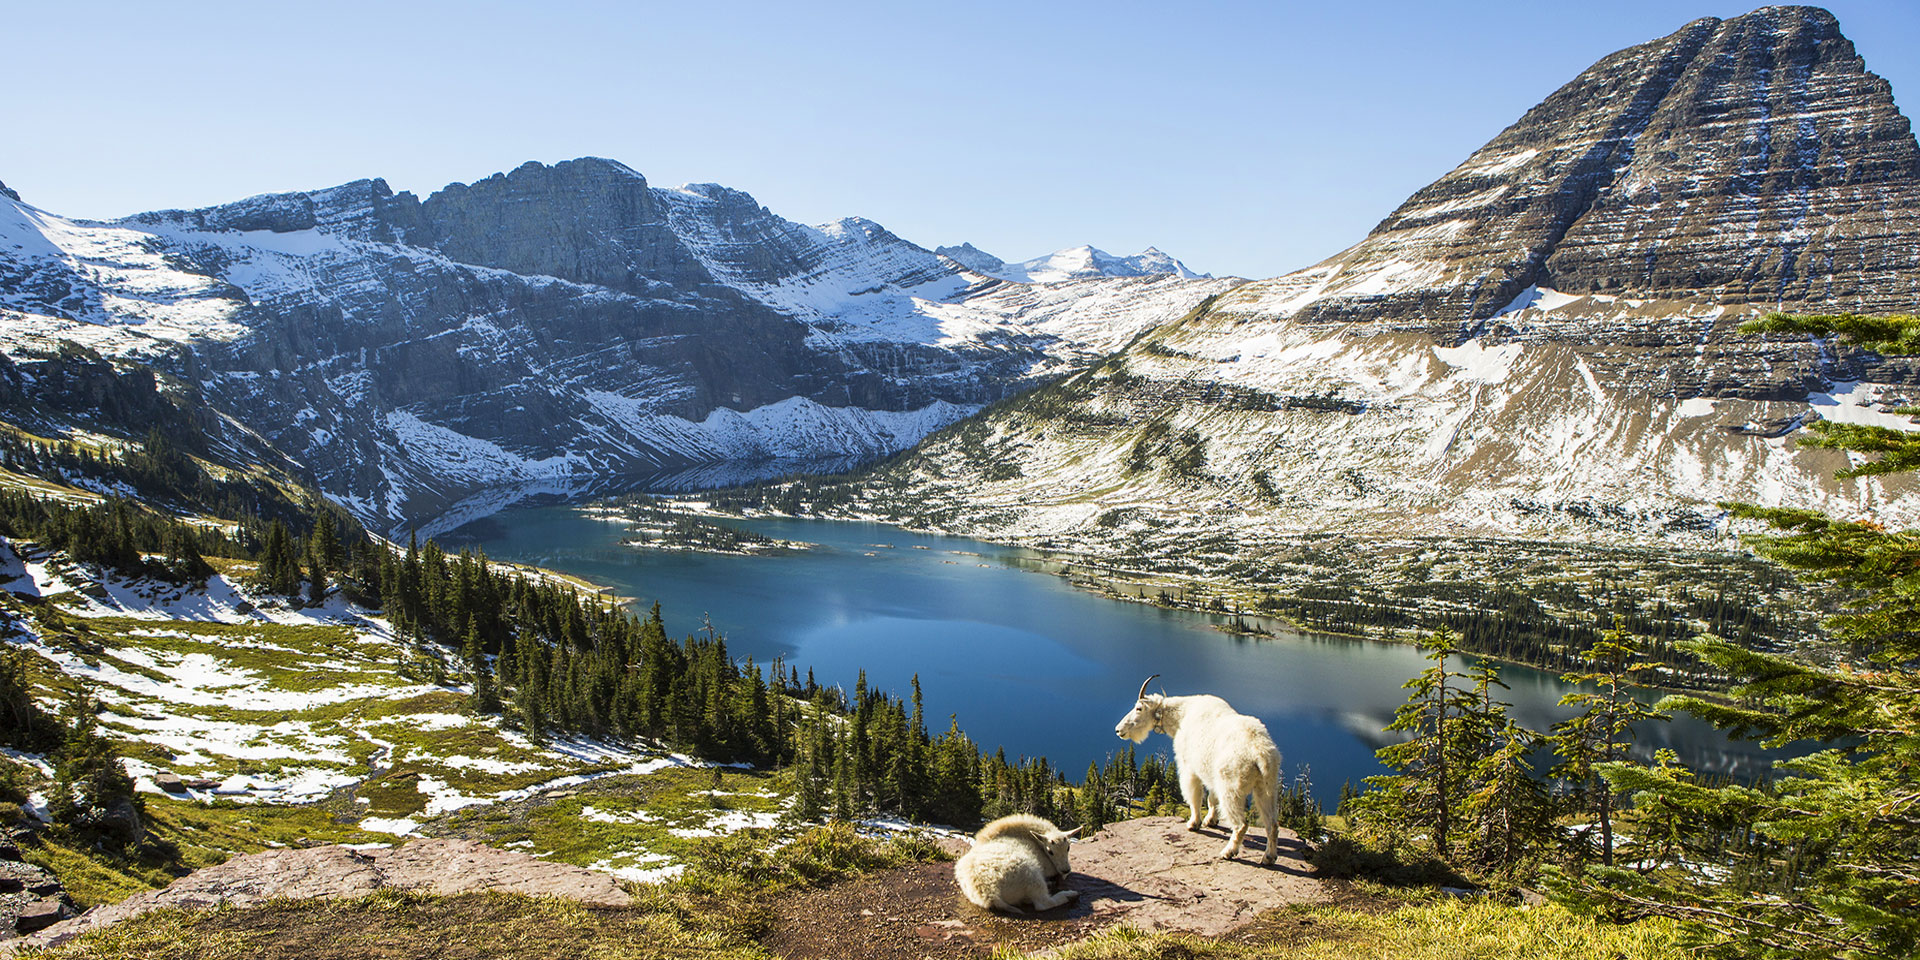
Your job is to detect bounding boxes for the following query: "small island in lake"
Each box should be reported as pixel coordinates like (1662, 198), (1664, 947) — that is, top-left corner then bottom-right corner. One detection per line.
(583, 494), (812, 557)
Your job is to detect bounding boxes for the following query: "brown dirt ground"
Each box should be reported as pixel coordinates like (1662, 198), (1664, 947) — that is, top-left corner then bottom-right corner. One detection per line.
(764, 818), (1351, 960)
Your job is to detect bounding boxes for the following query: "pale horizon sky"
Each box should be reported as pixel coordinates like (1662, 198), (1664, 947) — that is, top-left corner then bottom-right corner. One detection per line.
(6, 1), (1916, 280)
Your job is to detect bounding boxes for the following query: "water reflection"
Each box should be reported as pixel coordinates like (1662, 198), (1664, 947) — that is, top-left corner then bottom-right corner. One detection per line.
(447, 505), (1777, 804)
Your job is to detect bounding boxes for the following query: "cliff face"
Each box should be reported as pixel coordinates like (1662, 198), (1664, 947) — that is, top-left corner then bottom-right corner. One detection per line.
(0, 159), (1230, 530)
(1230, 6), (1919, 338)
(839, 7), (1920, 556)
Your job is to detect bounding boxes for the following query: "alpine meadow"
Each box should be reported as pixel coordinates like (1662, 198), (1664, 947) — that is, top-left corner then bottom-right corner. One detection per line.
(1, 4), (1918, 959)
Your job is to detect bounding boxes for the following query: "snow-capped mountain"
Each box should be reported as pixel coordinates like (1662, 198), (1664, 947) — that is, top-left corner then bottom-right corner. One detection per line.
(837, 6), (1920, 558)
(0, 160), (1230, 531)
(936, 243), (1209, 283)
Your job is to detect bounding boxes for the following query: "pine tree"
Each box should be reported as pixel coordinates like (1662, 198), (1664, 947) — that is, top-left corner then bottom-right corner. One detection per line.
(1358, 628), (1476, 858)
(255, 519), (301, 598)
(307, 517), (339, 605)
(1547, 620), (1665, 868)
(464, 623), (500, 714)
(161, 524), (213, 583)
(1551, 311), (1920, 959)
(49, 688), (143, 851)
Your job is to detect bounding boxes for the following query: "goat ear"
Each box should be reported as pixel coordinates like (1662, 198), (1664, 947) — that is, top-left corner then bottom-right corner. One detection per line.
(1062, 827), (1081, 839)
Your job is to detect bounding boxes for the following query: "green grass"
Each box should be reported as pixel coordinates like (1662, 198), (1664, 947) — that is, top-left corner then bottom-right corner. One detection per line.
(433, 767), (790, 875)
(26, 889), (778, 960)
(79, 616), (403, 695)
(1019, 897), (1685, 960)
(20, 796), (387, 908)
(30, 823), (940, 960)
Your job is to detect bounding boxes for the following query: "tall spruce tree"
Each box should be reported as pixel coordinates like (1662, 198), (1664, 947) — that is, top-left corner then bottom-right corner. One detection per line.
(1358, 628), (1477, 858)
(1460, 658), (1551, 874)
(1548, 620), (1666, 868)
(1555, 312), (1920, 959)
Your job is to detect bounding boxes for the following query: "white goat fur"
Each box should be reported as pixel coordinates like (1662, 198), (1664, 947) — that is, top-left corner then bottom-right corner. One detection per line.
(954, 815), (1080, 912)
(1114, 688), (1281, 863)
(974, 813), (1077, 879)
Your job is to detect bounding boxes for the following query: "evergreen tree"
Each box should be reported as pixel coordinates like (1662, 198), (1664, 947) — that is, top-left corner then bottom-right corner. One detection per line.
(161, 524), (214, 583)
(1357, 628), (1476, 858)
(0, 649), (57, 752)
(49, 689), (143, 851)
(1553, 311), (1920, 959)
(307, 517), (339, 605)
(1547, 620), (1665, 868)
(464, 623), (500, 714)
(254, 519), (301, 598)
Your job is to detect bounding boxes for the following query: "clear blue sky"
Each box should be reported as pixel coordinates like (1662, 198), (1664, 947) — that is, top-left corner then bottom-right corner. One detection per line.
(5, 1), (1915, 279)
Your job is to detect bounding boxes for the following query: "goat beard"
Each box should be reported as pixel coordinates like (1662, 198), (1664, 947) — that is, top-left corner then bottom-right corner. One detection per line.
(1122, 724), (1151, 744)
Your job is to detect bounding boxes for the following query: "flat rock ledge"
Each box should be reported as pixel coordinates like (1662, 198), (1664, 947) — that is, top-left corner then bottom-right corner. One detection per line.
(1061, 815), (1326, 937)
(768, 816), (1329, 960)
(6, 838), (631, 953)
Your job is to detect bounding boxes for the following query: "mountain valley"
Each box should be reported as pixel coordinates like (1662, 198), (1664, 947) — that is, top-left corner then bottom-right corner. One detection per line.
(1, 4), (1918, 958)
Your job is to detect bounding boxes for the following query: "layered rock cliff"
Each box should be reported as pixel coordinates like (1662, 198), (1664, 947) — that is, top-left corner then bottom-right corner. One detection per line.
(833, 6), (1920, 559)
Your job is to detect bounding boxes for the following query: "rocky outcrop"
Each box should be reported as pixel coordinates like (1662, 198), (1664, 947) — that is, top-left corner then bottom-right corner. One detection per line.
(0, 838), (77, 941)
(8, 838), (632, 953)
(1058, 816), (1324, 935)
(767, 817), (1325, 959)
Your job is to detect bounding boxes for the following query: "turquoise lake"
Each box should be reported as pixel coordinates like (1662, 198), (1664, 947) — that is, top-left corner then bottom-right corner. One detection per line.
(446, 504), (1774, 805)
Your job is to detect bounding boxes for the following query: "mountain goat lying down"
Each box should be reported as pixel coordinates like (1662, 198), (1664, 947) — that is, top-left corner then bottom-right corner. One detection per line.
(954, 814), (1081, 912)
(1114, 675), (1281, 864)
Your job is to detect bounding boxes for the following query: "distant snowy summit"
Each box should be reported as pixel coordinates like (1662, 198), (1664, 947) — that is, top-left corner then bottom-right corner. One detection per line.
(936, 242), (1209, 283)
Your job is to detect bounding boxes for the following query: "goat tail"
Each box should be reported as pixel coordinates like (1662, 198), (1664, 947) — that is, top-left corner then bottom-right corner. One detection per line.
(1256, 746), (1281, 807)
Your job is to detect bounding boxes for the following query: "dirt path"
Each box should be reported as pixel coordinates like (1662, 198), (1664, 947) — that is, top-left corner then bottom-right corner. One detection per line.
(767, 817), (1329, 959)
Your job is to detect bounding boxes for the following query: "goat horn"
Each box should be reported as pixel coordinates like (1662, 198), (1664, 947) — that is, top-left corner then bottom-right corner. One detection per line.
(1138, 674), (1161, 700)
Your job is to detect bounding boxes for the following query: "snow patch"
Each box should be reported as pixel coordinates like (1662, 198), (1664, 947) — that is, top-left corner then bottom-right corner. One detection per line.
(1432, 339), (1523, 384)
(1809, 382), (1919, 430)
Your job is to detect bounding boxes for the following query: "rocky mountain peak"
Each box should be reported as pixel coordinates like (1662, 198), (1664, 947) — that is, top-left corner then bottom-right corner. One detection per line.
(1223, 3), (1919, 332)
(410, 157), (714, 292)
(935, 242), (1009, 274)
(123, 178), (414, 242)
(936, 243), (1208, 283)
(848, 6), (1920, 561)
(0, 181), (19, 203)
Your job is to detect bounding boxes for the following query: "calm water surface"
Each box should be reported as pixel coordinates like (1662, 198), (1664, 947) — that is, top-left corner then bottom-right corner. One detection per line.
(448, 505), (1772, 804)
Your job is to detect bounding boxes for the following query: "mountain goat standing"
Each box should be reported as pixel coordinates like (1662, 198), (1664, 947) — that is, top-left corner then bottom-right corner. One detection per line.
(1114, 675), (1281, 864)
(954, 814), (1081, 912)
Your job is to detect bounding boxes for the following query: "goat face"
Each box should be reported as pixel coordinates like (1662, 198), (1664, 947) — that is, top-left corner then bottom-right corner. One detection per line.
(1114, 695), (1160, 744)
(1040, 826), (1079, 876)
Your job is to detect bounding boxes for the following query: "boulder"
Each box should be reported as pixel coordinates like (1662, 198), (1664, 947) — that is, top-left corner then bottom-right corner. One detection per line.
(11, 900), (65, 935)
(7, 838), (630, 952)
(0, 859), (76, 941)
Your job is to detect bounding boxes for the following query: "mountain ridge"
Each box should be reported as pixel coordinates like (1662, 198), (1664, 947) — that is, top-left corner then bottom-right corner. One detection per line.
(791, 5), (1920, 568)
(0, 159), (1232, 532)
(935, 242), (1210, 283)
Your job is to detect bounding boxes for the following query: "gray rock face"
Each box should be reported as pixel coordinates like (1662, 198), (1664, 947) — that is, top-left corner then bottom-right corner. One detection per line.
(0, 855), (77, 940)
(8, 838), (631, 953)
(935, 242), (1008, 274)
(0, 158), (1223, 530)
